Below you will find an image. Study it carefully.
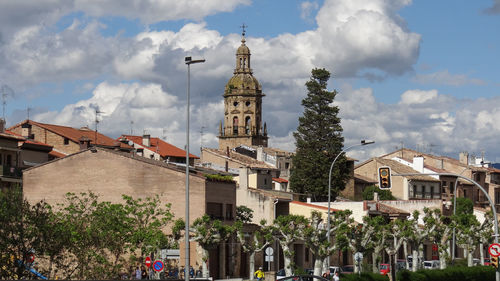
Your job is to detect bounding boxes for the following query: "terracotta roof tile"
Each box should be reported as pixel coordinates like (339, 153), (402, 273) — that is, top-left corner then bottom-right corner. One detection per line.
(272, 177), (288, 183)
(119, 135), (199, 159)
(12, 120), (132, 150)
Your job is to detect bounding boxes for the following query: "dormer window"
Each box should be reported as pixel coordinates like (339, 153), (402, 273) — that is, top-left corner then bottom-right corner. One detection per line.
(64, 138), (69, 145)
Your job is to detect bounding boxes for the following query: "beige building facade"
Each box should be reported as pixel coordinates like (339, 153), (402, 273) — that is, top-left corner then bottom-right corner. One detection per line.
(22, 147), (237, 279)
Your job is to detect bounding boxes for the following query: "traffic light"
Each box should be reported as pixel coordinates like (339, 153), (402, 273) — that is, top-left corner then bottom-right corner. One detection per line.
(378, 166), (392, 189)
(492, 256), (499, 269)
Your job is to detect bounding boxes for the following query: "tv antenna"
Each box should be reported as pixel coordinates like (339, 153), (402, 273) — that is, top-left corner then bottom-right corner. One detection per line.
(130, 120), (134, 135)
(94, 108), (104, 146)
(0, 84), (14, 121)
(200, 126), (206, 151)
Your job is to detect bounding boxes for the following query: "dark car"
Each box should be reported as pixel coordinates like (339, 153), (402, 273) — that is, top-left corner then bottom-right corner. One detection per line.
(341, 265), (354, 274)
(279, 275), (329, 281)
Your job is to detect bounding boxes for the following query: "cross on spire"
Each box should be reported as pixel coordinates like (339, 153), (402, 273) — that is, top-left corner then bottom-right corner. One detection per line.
(240, 23), (247, 37)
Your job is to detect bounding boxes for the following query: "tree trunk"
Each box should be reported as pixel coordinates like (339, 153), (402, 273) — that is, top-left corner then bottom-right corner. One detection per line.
(467, 247), (473, 267)
(403, 241), (409, 270)
(249, 251), (256, 280)
(352, 253), (359, 273)
(282, 244), (293, 276)
(202, 248), (210, 278)
(480, 242), (485, 265)
(412, 249), (418, 272)
(313, 258), (323, 276)
(372, 252), (378, 273)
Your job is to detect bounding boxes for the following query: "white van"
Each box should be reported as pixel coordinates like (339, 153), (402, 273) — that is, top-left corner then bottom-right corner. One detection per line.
(423, 260), (440, 270)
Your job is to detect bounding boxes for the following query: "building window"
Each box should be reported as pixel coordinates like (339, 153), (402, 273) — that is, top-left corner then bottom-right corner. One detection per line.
(64, 137), (69, 145)
(410, 185), (415, 198)
(245, 117), (251, 135)
(433, 186), (440, 199)
(264, 178), (267, 186)
(206, 202), (223, 220)
(246, 101), (250, 106)
(416, 185), (422, 198)
(285, 162), (290, 169)
(425, 185), (431, 199)
(226, 204), (233, 220)
(233, 116), (238, 135)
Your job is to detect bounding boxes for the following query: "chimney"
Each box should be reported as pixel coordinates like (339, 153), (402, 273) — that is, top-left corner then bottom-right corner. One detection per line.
(142, 134), (151, 147)
(459, 152), (469, 165)
(0, 119), (5, 133)
(79, 136), (91, 150)
(239, 168), (248, 190)
(21, 122), (32, 138)
(413, 155), (424, 173)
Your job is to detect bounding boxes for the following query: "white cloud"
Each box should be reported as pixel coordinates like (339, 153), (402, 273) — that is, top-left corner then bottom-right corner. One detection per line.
(300, 1), (319, 22)
(414, 70), (486, 86)
(400, 89), (438, 105)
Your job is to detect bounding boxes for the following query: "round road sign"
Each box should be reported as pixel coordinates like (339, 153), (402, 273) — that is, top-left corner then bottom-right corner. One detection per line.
(152, 260), (164, 272)
(489, 243), (500, 257)
(145, 256), (152, 268)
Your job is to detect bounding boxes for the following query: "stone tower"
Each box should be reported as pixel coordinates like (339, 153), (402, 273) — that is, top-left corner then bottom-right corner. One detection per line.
(218, 32), (268, 151)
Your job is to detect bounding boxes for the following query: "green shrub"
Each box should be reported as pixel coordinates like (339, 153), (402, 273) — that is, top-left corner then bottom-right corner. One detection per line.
(203, 173), (235, 183)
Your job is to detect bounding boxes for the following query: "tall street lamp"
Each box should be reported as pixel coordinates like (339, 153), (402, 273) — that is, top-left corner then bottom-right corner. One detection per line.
(326, 139), (375, 267)
(185, 56), (205, 281)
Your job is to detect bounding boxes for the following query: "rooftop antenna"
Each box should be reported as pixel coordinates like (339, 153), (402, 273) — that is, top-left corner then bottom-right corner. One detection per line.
(200, 126), (206, 152)
(94, 108), (104, 146)
(130, 120), (134, 135)
(0, 84), (14, 121)
(27, 107), (32, 120)
(162, 128), (167, 141)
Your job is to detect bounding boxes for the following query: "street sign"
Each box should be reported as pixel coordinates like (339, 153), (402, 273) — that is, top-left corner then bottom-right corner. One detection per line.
(489, 243), (500, 257)
(265, 256), (274, 262)
(152, 260), (164, 272)
(265, 247), (274, 256)
(354, 252), (363, 263)
(145, 256), (152, 268)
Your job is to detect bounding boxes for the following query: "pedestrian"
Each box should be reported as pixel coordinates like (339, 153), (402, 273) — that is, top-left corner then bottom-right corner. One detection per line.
(333, 272), (339, 281)
(322, 270), (330, 279)
(135, 266), (141, 280)
(254, 267), (265, 281)
(141, 265), (148, 280)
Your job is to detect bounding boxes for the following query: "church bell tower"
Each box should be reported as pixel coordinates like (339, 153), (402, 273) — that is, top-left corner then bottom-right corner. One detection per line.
(218, 28), (268, 150)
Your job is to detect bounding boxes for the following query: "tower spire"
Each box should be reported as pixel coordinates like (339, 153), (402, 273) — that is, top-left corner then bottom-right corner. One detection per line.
(240, 23), (247, 37)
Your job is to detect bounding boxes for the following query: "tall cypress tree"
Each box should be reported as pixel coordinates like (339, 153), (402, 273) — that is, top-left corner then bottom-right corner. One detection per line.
(289, 68), (349, 201)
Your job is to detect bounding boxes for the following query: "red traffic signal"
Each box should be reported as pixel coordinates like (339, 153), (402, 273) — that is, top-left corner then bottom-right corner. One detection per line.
(378, 166), (392, 189)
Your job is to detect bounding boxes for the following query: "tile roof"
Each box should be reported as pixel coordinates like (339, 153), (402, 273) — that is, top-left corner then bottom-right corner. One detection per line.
(203, 148), (277, 170)
(118, 135), (199, 159)
(272, 177), (288, 183)
(291, 200), (340, 212)
(10, 120), (132, 150)
(354, 173), (377, 183)
(365, 158), (440, 182)
(49, 149), (67, 158)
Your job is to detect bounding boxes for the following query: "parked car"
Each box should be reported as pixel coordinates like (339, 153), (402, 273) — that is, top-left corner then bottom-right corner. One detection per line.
(423, 260), (440, 270)
(379, 263), (390, 275)
(485, 258), (491, 266)
(396, 259), (407, 270)
(341, 265), (354, 274)
(279, 275), (329, 281)
(276, 269), (286, 280)
(328, 266), (343, 276)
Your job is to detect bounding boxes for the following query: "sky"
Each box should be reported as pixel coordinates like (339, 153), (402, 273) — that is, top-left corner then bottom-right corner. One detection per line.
(1, 0), (500, 163)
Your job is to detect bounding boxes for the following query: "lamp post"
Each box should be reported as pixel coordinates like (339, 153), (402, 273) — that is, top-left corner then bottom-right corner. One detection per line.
(185, 56), (205, 281)
(326, 139), (375, 267)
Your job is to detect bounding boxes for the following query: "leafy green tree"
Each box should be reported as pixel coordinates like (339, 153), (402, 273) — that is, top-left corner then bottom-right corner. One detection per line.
(191, 215), (233, 278)
(236, 205), (254, 224)
(362, 186), (396, 200)
(122, 194), (174, 261)
(478, 211), (494, 265)
(234, 219), (272, 280)
(272, 214), (308, 276)
(363, 216), (389, 273)
(345, 218), (377, 273)
(423, 208), (453, 269)
(303, 210), (351, 276)
(290, 68), (348, 201)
